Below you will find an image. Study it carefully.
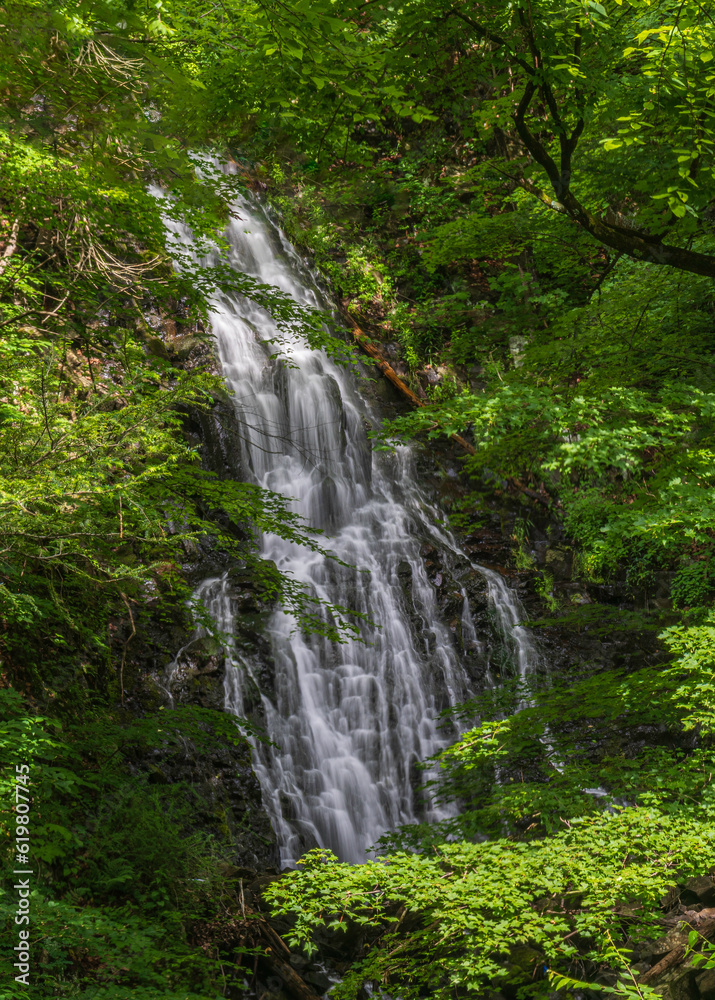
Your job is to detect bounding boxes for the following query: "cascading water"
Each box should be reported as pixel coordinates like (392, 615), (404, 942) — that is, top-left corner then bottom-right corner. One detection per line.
(168, 190), (537, 865)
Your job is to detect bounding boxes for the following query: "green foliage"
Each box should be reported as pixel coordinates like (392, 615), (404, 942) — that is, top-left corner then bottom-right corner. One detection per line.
(0, 690), (253, 998)
(671, 562), (714, 609)
(379, 255), (715, 598)
(660, 611), (715, 734)
(0, 5), (370, 696)
(265, 623), (715, 997)
(162, 0), (715, 274)
(265, 807), (715, 1000)
(549, 936), (662, 1000)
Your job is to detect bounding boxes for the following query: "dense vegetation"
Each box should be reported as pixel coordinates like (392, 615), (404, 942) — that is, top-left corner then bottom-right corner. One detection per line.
(2, 1), (715, 998)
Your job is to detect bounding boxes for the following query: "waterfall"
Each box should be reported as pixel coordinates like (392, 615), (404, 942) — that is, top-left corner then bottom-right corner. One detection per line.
(167, 191), (537, 865)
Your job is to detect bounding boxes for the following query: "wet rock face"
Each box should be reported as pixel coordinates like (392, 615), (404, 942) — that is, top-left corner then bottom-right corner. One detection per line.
(543, 545), (573, 580)
(413, 540), (495, 687)
(127, 719), (279, 872)
(414, 436), (668, 686)
(115, 590), (195, 713)
(697, 968), (715, 1000)
(106, 378), (282, 876)
(180, 391), (247, 488)
(110, 591), (279, 872)
(169, 636), (227, 710)
(164, 571), (277, 719)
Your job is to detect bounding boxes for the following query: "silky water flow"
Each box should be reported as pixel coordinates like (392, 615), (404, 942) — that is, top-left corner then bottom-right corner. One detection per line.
(167, 193), (537, 865)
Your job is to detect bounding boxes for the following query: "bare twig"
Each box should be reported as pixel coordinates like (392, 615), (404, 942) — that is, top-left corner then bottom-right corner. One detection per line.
(119, 591), (137, 706)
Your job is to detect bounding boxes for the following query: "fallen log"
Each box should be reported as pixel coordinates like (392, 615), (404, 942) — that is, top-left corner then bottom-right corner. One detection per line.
(638, 946), (686, 985)
(344, 315), (476, 457)
(346, 315), (557, 507)
(257, 915), (292, 960)
(639, 917), (715, 985)
(262, 948), (323, 1000)
(509, 476), (553, 508)
(350, 324), (427, 409)
(230, 901), (321, 1000)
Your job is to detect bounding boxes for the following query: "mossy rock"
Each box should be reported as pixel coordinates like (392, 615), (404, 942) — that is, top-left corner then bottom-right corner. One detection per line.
(144, 335), (170, 359)
(502, 943), (545, 995)
(695, 967), (715, 1000)
(180, 672), (224, 710)
(187, 634), (224, 664)
(173, 335), (204, 360)
(544, 545), (573, 579)
(508, 943), (544, 975)
(138, 675), (169, 712)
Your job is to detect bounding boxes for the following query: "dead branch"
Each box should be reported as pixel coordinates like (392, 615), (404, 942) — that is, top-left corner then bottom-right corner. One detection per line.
(344, 314), (476, 457)
(118, 590), (136, 706)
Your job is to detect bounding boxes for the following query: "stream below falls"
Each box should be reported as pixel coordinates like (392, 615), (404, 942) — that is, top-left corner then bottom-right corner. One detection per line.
(168, 191), (538, 866)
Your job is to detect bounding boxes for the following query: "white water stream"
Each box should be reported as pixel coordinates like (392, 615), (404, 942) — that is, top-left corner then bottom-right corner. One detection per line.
(168, 192), (536, 865)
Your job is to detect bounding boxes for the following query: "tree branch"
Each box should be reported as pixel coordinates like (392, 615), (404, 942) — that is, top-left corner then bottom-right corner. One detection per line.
(512, 84), (715, 277)
(448, 11), (715, 277)
(448, 8), (534, 76)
